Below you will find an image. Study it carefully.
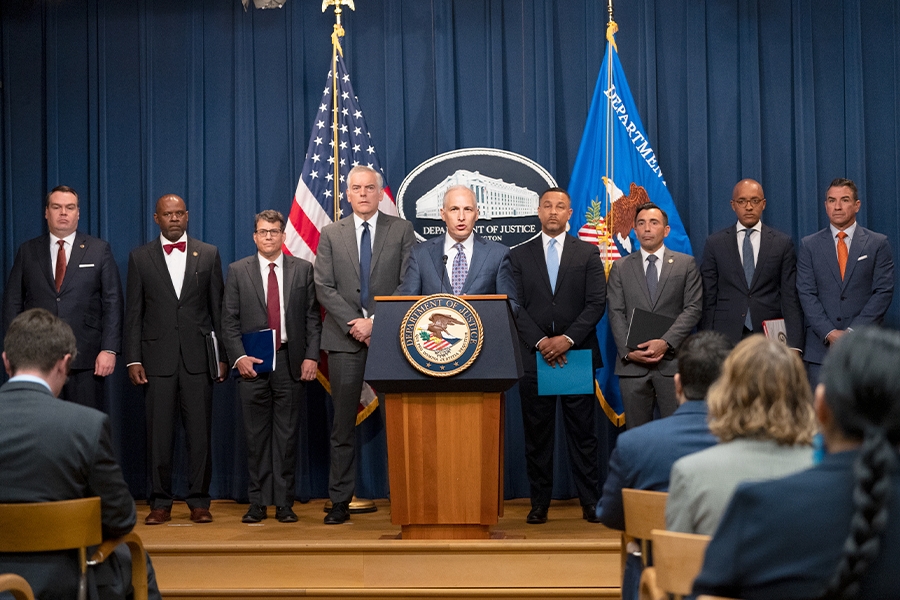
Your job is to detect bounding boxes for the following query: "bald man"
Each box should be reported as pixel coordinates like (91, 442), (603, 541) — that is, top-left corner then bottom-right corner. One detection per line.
(125, 194), (227, 525)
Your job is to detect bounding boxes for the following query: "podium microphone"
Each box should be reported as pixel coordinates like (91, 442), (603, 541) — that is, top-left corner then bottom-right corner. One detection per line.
(441, 255), (450, 294)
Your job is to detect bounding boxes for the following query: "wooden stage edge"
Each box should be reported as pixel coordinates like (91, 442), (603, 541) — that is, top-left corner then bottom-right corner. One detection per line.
(138, 498), (622, 600)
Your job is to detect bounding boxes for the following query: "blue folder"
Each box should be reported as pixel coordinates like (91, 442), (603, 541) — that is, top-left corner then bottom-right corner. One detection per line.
(233, 329), (276, 376)
(536, 349), (593, 396)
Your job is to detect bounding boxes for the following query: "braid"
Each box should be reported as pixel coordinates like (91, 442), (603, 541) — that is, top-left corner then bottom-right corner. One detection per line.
(822, 427), (896, 599)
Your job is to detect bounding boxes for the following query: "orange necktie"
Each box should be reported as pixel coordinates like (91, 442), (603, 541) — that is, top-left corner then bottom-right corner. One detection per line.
(837, 231), (848, 280)
(55, 240), (66, 292)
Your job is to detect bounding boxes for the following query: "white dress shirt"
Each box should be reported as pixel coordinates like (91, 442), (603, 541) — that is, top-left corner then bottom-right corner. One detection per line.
(161, 233), (188, 299)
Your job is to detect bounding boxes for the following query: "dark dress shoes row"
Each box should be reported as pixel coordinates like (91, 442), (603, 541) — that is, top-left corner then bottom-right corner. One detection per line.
(526, 506), (548, 524)
(324, 501), (350, 525)
(242, 504), (267, 523)
(275, 505), (298, 523)
(145, 507), (171, 525)
(190, 507), (213, 523)
(582, 503), (601, 523)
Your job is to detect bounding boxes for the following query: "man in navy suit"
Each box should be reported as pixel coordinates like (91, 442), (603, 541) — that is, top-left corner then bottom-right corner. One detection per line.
(796, 177), (894, 384)
(597, 331), (732, 600)
(3, 185), (123, 410)
(700, 179), (803, 348)
(397, 185), (518, 311)
(509, 187), (606, 525)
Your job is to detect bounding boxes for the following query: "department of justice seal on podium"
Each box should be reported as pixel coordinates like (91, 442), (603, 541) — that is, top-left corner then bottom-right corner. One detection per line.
(401, 294), (484, 377)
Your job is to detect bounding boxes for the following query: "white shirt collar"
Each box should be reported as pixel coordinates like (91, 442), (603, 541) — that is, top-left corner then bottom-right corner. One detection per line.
(258, 252), (284, 270)
(159, 232), (188, 246)
(50, 231), (77, 247)
(736, 220), (763, 234)
(444, 233), (475, 255)
(829, 221), (858, 240)
(639, 245), (666, 264)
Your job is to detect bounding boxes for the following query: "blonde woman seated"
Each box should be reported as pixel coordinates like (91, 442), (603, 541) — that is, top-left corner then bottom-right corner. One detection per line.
(665, 335), (815, 535)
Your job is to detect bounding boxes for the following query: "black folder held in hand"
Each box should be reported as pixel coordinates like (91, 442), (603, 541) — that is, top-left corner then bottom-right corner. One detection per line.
(625, 308), (675, 350)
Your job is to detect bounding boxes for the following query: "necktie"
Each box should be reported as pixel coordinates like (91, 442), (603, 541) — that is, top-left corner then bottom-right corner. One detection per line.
(55, 240), (66, 292)
(359, 222), (372, 310)
(163, 241), (186, 255)
(451, 242), (468, 295)
(267, 263), (281, 350)
(547, 238), (559, 293)
(837, 231), (848, 280)
(743, 229), (755, 329)
(646, 255), (658, 304)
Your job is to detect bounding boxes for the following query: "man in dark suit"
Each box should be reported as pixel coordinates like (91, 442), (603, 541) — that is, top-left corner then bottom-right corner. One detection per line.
(397, 185), (518, 310)
(700, 179), (803, 348)
(796, 177), (894, 384)
(509, 187), (606, 525)
(596, 331), (731, 600)
(3, 185), (123, 410)
(607, 202), (703, 429)
(222, 210), (321, 524)
(125, 194), (227, 525)
(314, 165), (415, 525)
(0, 308), (160, 600)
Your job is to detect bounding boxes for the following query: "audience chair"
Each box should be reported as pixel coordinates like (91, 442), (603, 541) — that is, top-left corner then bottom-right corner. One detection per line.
(0, 497), (148, 600)
(638, 529), (711, 600)
(0, 574), (35, 600)
(621, 488), (668, 572)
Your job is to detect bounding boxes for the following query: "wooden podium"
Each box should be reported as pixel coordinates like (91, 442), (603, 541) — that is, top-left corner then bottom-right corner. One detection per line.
(365, 295), (523, 539)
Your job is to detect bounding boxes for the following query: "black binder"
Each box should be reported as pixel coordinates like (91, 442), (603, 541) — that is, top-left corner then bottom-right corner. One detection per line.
(626, 308), (675, 350)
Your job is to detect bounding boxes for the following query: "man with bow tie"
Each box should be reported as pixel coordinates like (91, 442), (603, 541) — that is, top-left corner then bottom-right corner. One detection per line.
(125, 194), (227, 525)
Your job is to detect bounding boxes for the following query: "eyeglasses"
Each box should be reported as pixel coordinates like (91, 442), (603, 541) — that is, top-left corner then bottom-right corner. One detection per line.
(255, 229), (284, 237)
(733, 197), (764, 207)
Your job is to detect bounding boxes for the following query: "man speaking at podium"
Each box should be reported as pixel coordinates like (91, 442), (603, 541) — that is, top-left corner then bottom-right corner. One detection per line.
(398, 185), (518, 311)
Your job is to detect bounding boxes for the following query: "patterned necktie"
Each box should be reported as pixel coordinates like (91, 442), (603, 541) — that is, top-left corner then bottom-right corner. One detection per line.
(743, 228), (755, 329)
(267, 263), (281, 350)
(837, 231), (848, 280)
(646, 254), (658, 304)
(547, 238), (559, 293)
(55, 239), (66, 292)
(359, 221), (371, 310)
(451, 242), (467, 295)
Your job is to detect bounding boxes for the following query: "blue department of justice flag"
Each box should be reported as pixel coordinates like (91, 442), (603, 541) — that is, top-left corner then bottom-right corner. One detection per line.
(568, 22), (693, 427)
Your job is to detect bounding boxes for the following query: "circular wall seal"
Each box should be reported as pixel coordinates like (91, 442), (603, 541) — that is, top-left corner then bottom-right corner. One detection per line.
(400, 294), (484, 377)
(396, 148), (557, 248)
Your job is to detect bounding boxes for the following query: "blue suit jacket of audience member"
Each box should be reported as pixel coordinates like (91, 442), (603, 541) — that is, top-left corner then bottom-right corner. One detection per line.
(694, 449), (900, 600)
(597, 400), (718, 530)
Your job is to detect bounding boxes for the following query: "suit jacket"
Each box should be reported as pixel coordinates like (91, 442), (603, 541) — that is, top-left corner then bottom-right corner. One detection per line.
(700, 224), (803, 347)
(397, 233), (519, 312)
(0, 380), (135, 598)
(3, 232), (123, 371)
(666, 438), (813, 535)
(607, 247), (703, 377)
(314, 212), (415, 353)
(222, 254), (321, 381)
(509, 234), (605, 372)
(596, 401), (717, 531)
(694, 450), (900, 600)
(796, 225), (894, 364)
(124, 236), (225, 375)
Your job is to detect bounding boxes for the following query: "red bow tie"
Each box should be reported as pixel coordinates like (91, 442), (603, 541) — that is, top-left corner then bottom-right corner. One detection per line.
(163, 241), (186, 255)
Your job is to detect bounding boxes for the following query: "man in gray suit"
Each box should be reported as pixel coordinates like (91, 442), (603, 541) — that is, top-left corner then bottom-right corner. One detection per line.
(314, 165), (415, 525)
(0, 308), (160, 599)
(397, 185), (518, 311)
(607, 202), (703, 429)
(222, 210), (321, 524)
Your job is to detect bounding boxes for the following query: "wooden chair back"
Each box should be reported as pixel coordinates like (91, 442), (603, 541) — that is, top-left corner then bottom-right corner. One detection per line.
(651, 529), (711, 598)
(621, 488), (668, 569)
(0, 574), (35, 600)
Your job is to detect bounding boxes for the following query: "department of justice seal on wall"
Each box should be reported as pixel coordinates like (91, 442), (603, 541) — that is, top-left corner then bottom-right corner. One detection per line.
(401, 294), (484, 377)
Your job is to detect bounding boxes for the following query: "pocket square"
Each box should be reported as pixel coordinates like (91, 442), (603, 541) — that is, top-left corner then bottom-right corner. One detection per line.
(78, 263), (95, 268)
(857, 255), (867, 261)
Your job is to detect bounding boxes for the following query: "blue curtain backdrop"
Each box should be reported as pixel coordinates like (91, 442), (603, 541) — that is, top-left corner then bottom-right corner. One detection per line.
(2, 0), (898, 503)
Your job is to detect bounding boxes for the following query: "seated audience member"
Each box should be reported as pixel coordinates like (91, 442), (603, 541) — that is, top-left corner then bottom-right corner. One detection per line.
(666, 335), (815, 535)
(596, 331), (733, 600)
(0, 308), (160, 599)
(693, 327), (900, 599)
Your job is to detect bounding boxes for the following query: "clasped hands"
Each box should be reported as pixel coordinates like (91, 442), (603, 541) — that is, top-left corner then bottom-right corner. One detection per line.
(626, 338), (669, 365)
(538, 335), (573, 368)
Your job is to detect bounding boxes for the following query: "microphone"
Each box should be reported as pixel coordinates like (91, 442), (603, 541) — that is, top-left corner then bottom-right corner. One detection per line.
(441, 255), (449, 294)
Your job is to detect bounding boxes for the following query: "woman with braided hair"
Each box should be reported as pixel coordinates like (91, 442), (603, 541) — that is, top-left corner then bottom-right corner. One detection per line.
(692, 326), (900, 599)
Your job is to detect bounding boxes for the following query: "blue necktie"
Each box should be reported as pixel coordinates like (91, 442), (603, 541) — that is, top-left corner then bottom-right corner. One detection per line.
(359, 221), (371, 310)
(547, 238), (559, 293)
(646, 254), (658, 304)
(743, 228), (754, 329)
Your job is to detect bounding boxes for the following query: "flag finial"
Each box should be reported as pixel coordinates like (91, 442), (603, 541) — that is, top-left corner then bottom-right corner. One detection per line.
(606, 21), (618, 53)
(322, 0), (355, 26)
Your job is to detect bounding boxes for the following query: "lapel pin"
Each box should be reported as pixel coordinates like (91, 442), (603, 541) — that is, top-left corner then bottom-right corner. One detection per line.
(668, 258), (674, 264)
(80, 244), (85, 248)
(193, 251), (198, 257)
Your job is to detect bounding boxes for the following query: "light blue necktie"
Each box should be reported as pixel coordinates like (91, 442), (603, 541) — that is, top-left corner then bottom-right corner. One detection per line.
(547, 238), (559, 293)
(742, 228), (754, 329)
(451, 242), (467, 295)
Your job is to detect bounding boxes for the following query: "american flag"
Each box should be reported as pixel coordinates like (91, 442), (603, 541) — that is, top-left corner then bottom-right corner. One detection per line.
(283, 41), (393, 424)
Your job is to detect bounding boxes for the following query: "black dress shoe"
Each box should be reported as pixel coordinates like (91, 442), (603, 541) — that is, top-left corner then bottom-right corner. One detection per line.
(242, 504), (267, 523)
(276, 505), (298, 523)
(324, 501), (350, 525)
(582, 504), (601, 523)
(526, 506), (548, 524)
